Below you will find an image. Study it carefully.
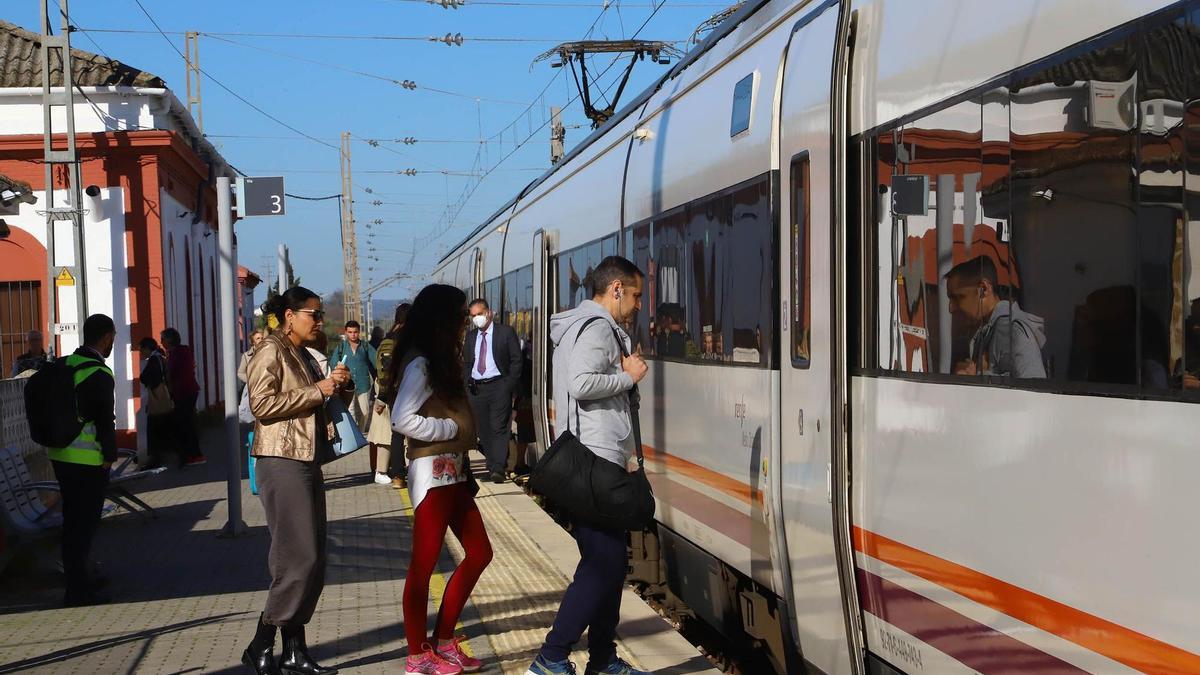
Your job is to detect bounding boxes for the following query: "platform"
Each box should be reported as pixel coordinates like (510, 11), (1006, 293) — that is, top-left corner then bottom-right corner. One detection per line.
(0, 430), (721, 674)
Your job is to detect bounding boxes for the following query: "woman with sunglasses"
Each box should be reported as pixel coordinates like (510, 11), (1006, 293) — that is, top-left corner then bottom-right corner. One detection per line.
(243, 287), (352, 675)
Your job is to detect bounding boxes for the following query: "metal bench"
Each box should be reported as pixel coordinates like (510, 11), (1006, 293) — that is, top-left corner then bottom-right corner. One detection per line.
(0, 446), (64, 572)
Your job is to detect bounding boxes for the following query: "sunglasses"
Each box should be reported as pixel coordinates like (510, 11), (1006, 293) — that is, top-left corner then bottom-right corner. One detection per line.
(295, 309), (326, 322)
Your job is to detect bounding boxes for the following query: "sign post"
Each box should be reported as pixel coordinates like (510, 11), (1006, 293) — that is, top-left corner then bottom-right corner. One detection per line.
(218, 176), (285, 538)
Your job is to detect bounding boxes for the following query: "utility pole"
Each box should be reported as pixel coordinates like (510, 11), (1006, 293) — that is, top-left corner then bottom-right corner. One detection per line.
(277, 243), (290, 294)
(185, 32), (203, 133)
(339, 132), (362, 324)
(550, 106), (565, 164)
(40, 0), (87, 356)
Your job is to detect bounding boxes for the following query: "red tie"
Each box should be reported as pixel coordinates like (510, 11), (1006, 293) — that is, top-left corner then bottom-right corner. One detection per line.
(477, 332), (488, 375)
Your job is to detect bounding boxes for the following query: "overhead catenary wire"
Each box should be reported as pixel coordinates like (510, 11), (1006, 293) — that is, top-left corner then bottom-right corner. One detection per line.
(130, 0), (339, 150)
(414, 0), (669, 250)
(202, 35), (531, 106)
(78, 27), (686, 44)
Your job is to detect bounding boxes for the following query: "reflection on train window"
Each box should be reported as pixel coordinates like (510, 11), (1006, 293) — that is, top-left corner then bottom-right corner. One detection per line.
(791, 153), (811, 366)
(864, 5), (1200, 397)
(556, 237), (608, 312)
(630, 173), (774, 367)
(483, 277), (501, 315)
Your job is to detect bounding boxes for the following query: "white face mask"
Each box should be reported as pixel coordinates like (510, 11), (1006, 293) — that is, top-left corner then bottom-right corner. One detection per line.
(472, 314), (489, 329)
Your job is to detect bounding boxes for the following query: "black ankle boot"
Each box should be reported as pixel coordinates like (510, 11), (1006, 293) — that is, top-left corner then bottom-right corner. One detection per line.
(279, 626), (338, 675)
(242, 615), (281, 675)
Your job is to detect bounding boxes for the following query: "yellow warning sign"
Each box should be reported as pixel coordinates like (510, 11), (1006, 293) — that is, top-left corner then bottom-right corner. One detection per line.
(55, 268), (74, 287)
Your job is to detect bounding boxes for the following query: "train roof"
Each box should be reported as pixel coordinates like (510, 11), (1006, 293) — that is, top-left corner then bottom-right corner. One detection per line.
(439, 0), (777, 264)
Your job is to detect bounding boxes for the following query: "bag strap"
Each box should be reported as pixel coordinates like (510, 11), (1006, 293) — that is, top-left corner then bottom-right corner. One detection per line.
(565, 316), (645, 471)
(607, 326), (645, 471)
(568, 316), (607, 439)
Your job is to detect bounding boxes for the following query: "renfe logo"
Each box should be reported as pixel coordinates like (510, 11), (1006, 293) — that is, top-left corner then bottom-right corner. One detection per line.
(880, 628), (925, 670)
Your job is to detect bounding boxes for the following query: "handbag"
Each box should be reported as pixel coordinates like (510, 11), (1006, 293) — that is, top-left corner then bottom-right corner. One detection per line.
(145, 355), (174, 416)
(529, 318), (656, 532)
(325, 394), (369, 458)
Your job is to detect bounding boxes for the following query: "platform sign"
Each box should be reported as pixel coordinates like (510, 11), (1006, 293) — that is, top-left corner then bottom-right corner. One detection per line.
(235, 176), (285, 218)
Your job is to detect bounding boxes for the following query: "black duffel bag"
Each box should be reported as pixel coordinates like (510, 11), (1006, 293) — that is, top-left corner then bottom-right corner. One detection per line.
(529, 319), (655, 533)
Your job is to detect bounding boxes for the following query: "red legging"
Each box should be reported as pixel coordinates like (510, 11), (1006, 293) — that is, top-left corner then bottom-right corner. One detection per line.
(404, 482), (493, 652)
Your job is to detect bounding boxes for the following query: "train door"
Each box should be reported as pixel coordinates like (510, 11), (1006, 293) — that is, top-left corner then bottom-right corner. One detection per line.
(530, 229), (557, 455)
(776, 2), (862, 674)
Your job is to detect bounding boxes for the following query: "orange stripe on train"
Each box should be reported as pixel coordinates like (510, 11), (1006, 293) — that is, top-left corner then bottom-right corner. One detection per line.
(852, 526), (1200, 674)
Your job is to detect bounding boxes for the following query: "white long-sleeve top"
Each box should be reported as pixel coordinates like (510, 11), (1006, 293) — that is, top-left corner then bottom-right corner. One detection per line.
(390, 356), (458, 442)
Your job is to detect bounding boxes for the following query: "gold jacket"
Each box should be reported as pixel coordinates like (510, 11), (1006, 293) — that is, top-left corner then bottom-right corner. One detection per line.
(247, 332), (347, 462)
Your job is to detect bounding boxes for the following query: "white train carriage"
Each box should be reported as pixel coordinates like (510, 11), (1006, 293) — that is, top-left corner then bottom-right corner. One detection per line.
(434, 0), (1200, 672)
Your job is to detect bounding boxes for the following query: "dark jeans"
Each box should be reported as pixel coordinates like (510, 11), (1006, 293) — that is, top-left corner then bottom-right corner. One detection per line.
(468, 381), (513, 474)
(171, 393), (201, 460)
(51, 461), (109, 597)
(540, 523), (627, 666)
(145, 413), (173, 464)
(257, 457), (327, 626)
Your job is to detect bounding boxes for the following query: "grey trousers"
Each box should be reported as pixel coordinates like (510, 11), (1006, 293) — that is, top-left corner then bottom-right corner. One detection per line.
(257, 456), (327, 627)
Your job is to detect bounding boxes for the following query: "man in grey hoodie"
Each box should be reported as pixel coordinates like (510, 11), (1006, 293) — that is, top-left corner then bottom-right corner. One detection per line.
(526, 256), (651, 675)
(946, 256), (1047, 379)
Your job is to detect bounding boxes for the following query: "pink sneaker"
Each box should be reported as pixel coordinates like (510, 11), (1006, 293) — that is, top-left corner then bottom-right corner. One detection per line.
(406, 646), (463, 675)
(437, 637), (483, 673)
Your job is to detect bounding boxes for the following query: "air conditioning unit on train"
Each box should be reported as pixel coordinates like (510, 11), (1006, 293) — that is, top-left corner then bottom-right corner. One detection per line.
(1087, 77), (1136, 131)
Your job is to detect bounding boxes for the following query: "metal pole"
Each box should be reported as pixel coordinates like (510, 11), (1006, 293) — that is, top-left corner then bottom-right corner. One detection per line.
(278, 243), (287, 294)
(217, 176), (245, 537)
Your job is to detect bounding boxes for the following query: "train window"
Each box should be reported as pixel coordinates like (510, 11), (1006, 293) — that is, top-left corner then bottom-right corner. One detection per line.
(872, 98), (1000, 376)
(556, 237), (613, 312)
(791, 153), (811, 366)
(863, 4), (1200, 398)
(629, 222), (653, 356)
(731, 73), (755, 137)
(632, 174), (774, 367)
(483, 277), (501, 314)
(1009, 27), (1138, 388)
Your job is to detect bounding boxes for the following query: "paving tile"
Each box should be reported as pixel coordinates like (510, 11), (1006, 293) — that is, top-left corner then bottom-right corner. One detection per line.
(0, 427), (717, 675)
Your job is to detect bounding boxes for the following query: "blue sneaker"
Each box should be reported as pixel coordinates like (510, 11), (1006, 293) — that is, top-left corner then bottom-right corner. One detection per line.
(585, 656), (651, 675)
(525, 654), (578, 675)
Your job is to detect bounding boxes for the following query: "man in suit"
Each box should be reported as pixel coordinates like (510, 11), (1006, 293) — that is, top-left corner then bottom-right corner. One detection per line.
(465, 298), (523, 483)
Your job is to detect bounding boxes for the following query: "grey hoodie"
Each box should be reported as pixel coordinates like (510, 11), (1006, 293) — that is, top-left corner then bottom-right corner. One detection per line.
(973, 300), (1048, 379)
(549, 299), (635, 468)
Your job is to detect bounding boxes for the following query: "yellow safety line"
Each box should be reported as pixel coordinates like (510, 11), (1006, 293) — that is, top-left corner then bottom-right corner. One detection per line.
(397, 486), (477, 658)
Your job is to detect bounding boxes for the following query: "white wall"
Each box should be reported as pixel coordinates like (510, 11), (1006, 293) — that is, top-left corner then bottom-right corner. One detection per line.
(159, 190), (225, 408)
(0, 87), (166, 136)
(4, 187), (134, 431)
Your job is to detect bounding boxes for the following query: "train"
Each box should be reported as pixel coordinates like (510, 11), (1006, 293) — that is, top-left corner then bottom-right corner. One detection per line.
(434, 0), (1200, 672)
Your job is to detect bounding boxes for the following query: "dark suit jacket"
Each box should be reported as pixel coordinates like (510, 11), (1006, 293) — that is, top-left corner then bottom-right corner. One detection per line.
(464, 322), (523, 391)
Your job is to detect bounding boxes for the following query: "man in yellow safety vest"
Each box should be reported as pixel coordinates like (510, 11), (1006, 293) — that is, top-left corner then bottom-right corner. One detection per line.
(48, 314), (118, 607)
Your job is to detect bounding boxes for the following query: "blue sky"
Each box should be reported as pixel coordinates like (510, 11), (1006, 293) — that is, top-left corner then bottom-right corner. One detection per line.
(10, 0), (724, 303)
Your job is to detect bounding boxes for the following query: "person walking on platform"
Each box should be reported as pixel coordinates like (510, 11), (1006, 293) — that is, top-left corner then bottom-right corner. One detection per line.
(160, 327), (205, 467)
(238, 329), (266, 385)
(526, 256), (652, 675)
(390, 285), (492, 675)
(242, 287), (351, 675)
(370, 303), (410, 487)
(137, 337), (173, 469)
(463, 299), (522, 483)
(329, 320), (377, 431)
(46, 314), (119, 607)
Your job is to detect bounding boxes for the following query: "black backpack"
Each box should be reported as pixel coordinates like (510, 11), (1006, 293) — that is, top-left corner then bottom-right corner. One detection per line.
(24, 357), (84, 448)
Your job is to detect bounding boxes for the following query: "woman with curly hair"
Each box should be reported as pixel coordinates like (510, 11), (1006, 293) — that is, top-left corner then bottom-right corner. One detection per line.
(390, 284), (492, 675)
